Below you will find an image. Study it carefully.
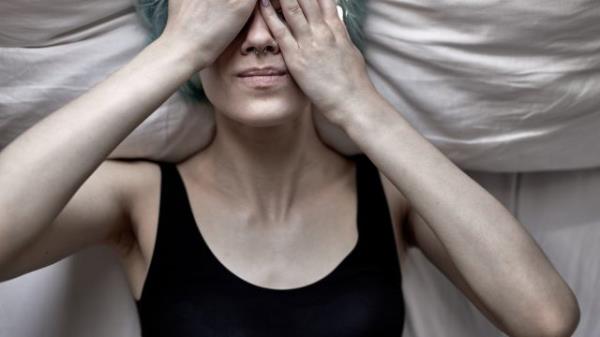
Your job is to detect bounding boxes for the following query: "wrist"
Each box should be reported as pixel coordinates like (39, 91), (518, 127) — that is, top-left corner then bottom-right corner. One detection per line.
(340, 91), (416, 146)
(153, 35), (209, 73)
(333, 89), (391, 133)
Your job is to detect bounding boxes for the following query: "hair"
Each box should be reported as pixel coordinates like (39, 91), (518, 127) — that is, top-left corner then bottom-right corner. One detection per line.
(134, 0), (368, 103)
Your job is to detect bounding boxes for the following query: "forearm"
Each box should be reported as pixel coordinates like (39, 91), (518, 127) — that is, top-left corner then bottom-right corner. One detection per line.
(0, 37), (199, 231)
(338, 92), (578, 335)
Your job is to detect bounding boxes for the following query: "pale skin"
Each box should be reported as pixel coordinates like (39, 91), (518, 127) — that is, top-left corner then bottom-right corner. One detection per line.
(0, 0), (579, 336)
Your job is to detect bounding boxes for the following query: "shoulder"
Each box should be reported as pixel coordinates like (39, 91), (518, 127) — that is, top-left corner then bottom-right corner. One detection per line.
(376, 166), (411, 258)
(350, 154), (410, 235)
(101, 159), (162, 255)
(101, 159), (162, 205)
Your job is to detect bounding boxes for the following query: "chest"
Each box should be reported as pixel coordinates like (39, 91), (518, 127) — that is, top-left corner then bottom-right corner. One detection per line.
(125, 168), (407, 300)
(133, 167), (407, 336)
(184, 184), (361, 290)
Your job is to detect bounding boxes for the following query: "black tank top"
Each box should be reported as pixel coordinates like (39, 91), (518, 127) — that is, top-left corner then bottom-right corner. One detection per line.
(136, 154), (405, 336)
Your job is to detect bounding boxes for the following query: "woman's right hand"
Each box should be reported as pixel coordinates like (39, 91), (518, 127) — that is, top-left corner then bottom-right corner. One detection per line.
(161, 0), (258, 70)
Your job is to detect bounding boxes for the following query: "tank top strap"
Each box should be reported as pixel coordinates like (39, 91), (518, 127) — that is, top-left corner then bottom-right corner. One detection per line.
(155, 162), (204, 259)
(350, 154), (400, 271)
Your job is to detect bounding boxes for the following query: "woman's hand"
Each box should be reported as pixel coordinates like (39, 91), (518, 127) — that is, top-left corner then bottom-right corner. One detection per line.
(161, 0), (257, 70)
(260, 0), (377, 125)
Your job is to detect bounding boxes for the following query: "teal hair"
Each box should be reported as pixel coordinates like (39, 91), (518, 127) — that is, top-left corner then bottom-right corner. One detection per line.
(336, 0), (368, 52)
(134, 0), (368, 103)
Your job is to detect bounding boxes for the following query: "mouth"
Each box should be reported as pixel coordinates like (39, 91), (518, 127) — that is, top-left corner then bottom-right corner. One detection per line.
(236, 66), (288, 77)
(237, 73), (289, 88)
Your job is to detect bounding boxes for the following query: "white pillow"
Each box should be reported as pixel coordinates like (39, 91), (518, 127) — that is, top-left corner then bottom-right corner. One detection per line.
(362, 0), (600, 171)
(0, 0), (216, 161)
(2, 0), (599, 170)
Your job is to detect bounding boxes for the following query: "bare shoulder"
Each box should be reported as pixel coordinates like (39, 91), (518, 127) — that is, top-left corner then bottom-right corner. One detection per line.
(102, 159), (162, 256)
(0, 159), (162, 282)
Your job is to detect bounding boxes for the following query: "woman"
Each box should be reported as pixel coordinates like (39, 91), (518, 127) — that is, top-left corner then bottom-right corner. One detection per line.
(0, 0), (580, 336)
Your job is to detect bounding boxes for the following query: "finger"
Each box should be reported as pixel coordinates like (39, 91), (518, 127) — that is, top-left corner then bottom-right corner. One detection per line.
(297, 0), (324, 23)
(335, 5), (353, 41)
(319, 0), (349, 39)
(317, 0), (339, 23)
(260, 0), (298, 52)
(279, 0), (309, 37)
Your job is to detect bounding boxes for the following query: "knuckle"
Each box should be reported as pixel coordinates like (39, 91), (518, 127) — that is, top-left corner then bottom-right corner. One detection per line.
(287, 5), (303, 16)
(273, 26), (288, 37)
(312, 25), (334, 40)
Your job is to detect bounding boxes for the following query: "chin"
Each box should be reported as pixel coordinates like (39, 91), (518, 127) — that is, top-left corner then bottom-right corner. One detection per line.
(225, 109), (301, 128)
(220, 99), (309, 128)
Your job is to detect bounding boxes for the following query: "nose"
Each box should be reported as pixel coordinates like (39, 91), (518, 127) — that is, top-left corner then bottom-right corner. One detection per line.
(240, 4), (280, 56)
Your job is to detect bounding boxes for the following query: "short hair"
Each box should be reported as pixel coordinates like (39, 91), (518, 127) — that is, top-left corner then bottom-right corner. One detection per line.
(134, 0), (367, 103)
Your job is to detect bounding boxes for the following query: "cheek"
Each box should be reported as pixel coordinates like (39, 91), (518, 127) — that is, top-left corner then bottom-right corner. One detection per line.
(198, 68), (226, 101)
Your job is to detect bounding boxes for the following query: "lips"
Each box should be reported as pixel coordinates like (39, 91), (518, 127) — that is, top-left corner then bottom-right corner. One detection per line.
(237, 73), (288, 88)
(237, 67), (287, 77)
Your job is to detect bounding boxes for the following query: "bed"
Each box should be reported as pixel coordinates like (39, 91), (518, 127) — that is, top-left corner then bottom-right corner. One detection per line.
(1, 0), (598, 336)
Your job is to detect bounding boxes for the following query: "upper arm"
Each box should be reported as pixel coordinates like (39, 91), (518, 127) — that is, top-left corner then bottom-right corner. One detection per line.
(405, 207), (506, 330)
(0, 160), (141, 281)
(386, 167), (578, 336)
(378, 170), (485, 310)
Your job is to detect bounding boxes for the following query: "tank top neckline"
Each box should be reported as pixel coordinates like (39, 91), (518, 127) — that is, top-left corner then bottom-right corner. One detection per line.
(170, 154), (369, 294)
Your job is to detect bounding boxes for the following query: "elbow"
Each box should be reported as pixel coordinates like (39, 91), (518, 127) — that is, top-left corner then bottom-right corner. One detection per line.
(533, 294), (580, 337)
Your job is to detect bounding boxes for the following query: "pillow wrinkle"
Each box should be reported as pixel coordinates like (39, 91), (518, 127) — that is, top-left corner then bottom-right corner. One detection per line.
(1, 0), (600, 170)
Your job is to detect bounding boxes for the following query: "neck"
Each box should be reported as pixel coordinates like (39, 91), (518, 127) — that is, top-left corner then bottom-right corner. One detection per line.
(195, 108), (348, 223)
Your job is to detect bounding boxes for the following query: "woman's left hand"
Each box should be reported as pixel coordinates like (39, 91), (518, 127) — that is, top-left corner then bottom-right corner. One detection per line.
(260, 0), (378, 125)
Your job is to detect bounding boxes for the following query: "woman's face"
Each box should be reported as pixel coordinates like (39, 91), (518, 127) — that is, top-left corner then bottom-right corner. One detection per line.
(198, 1), (311, 127)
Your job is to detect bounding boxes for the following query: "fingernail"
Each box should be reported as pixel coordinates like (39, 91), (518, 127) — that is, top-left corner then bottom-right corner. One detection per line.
(261, 0), (270, 7)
